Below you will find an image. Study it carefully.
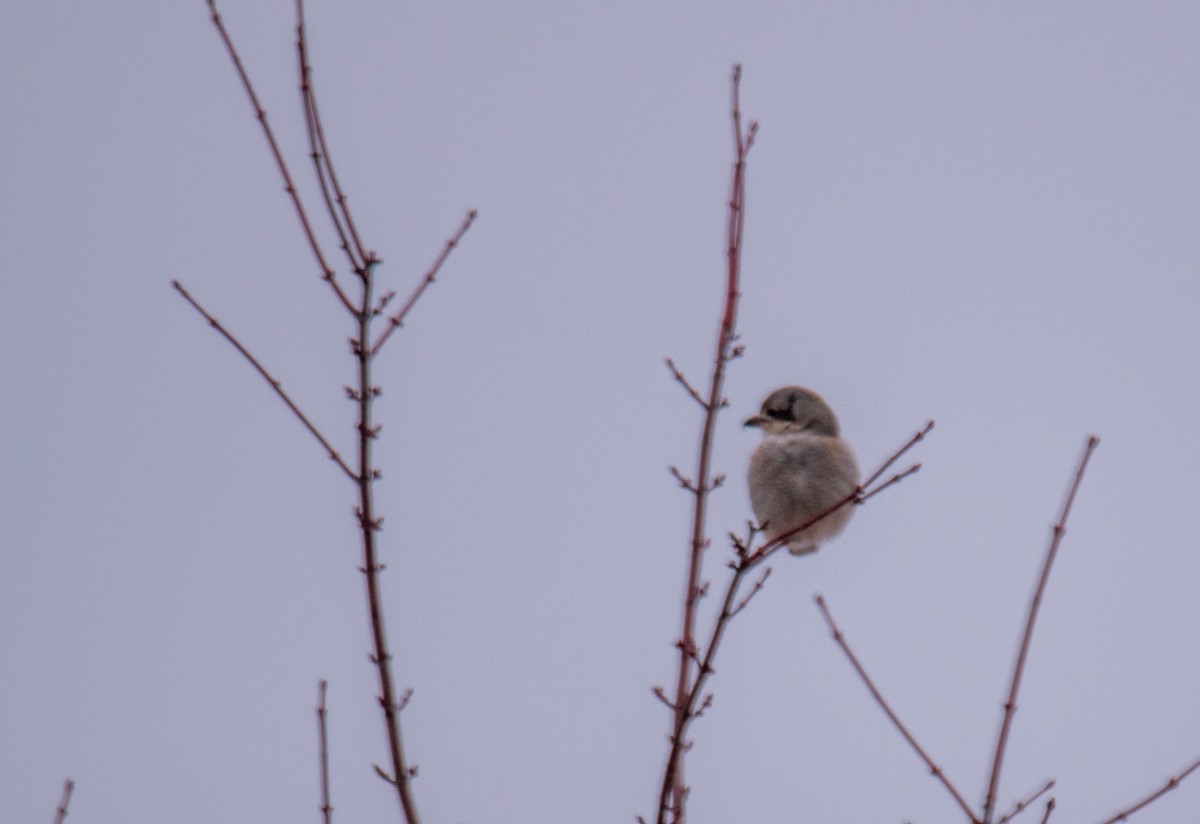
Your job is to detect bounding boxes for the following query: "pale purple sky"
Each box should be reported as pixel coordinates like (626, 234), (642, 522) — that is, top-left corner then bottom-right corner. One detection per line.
(4, 2), (1200, 823)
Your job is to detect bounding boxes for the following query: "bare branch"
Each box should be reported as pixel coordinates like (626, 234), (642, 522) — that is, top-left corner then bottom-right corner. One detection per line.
(172, 280), (356, 481)
(204, 0), (354, 314)
(997, 779), (1055, 824)
(295, 0), (369, 275)
(652, 686), (677, 710)
(860, 419), (934, 491)
(728, 566), (771, 619)
(856, 463), (922, 504)
(664, 357), (707, 408)
(1098, 754), (1200, 824)
(669, 465), (697, 493)
(51, 779), (74, 824)
(815, 594), (979, 823)
(370, 210), (477, 355)
(316, 680), (333, 824)
(655, 63), (755, 824)
(352, 259), (421, 824)
(1040, 799), (1055, 824)
(982, 436), (1100, 822)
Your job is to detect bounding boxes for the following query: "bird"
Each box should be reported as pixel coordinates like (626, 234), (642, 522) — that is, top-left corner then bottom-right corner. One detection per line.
(745, 386), (860, 555)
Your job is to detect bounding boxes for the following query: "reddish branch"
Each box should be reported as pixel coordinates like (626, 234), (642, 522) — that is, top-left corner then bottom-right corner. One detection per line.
(816, 594), (979, 822)
(171, 280), (356, 481)
(51, 779), (74, 824)
(205, 0), (353, 314)
(351, 258), (420, 824)
(188, 5), (474, 823)
(655, 64), (756, 824)
(997, 779), (1055, 824)
(371, 210), (478, 355)
(982, 436), (1099, 822)
(296, 0), (368, 276)
(316, 680), (333, 824)
(1099, 754), (1200, 824)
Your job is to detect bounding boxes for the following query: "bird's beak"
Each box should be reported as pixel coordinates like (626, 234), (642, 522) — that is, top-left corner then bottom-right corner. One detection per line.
(744, 415), (766, 428)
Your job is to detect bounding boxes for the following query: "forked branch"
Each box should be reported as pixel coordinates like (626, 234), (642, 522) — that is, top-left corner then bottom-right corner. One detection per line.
(655, 63), (756, 824)
(193, 5), (475, 824)
(296, 0), (368, 277)
(205, 0), (353, 313)
(997, 779), (1055, 824)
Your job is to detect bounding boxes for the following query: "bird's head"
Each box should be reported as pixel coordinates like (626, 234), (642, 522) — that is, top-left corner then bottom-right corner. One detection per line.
(744, 386), (841, 437)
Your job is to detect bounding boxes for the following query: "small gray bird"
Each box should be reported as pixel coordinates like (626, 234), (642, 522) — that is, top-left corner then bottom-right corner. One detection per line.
(745, 386), (860, 555)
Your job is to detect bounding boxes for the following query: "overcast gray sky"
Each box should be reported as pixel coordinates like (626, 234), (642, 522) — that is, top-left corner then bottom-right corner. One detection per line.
(4, 2), (1200, 822)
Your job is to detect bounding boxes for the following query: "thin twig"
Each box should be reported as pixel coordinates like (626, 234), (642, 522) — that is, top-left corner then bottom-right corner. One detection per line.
(815, 594), (980, 823)
(982, 436), (1100, 822)
(669, 465), (697, 493)
(860, 420), (934, 491)
(204, 0), (354, 314)
(728, 566), (771, 619)
(1097, 754), (1200, 824)
(51, 779), (74, 824)
(296, 0), (366, 278)
(997, 779), (1055, 824)
(856, 463), (922, 504)
(664, 358), (707, 409)
(1040, 799), (1055, 824)
(316, 680), (333, 824)
(370, 210), (478, 355)
(172, 280), (356, 481)
(654, 63), (755, 824)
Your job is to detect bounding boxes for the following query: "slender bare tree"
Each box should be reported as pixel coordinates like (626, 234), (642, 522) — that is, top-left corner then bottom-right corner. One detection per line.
(177, 3), (474, 822)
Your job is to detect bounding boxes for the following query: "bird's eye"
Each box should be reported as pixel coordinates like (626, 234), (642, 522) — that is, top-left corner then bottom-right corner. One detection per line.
(766, 408), (790, 421)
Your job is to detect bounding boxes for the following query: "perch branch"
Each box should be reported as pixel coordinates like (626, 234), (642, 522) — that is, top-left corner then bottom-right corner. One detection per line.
(742, 421), (932, 568)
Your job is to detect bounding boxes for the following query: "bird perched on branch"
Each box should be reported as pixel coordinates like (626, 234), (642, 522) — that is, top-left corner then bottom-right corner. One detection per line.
(745, 386), (860, 555)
